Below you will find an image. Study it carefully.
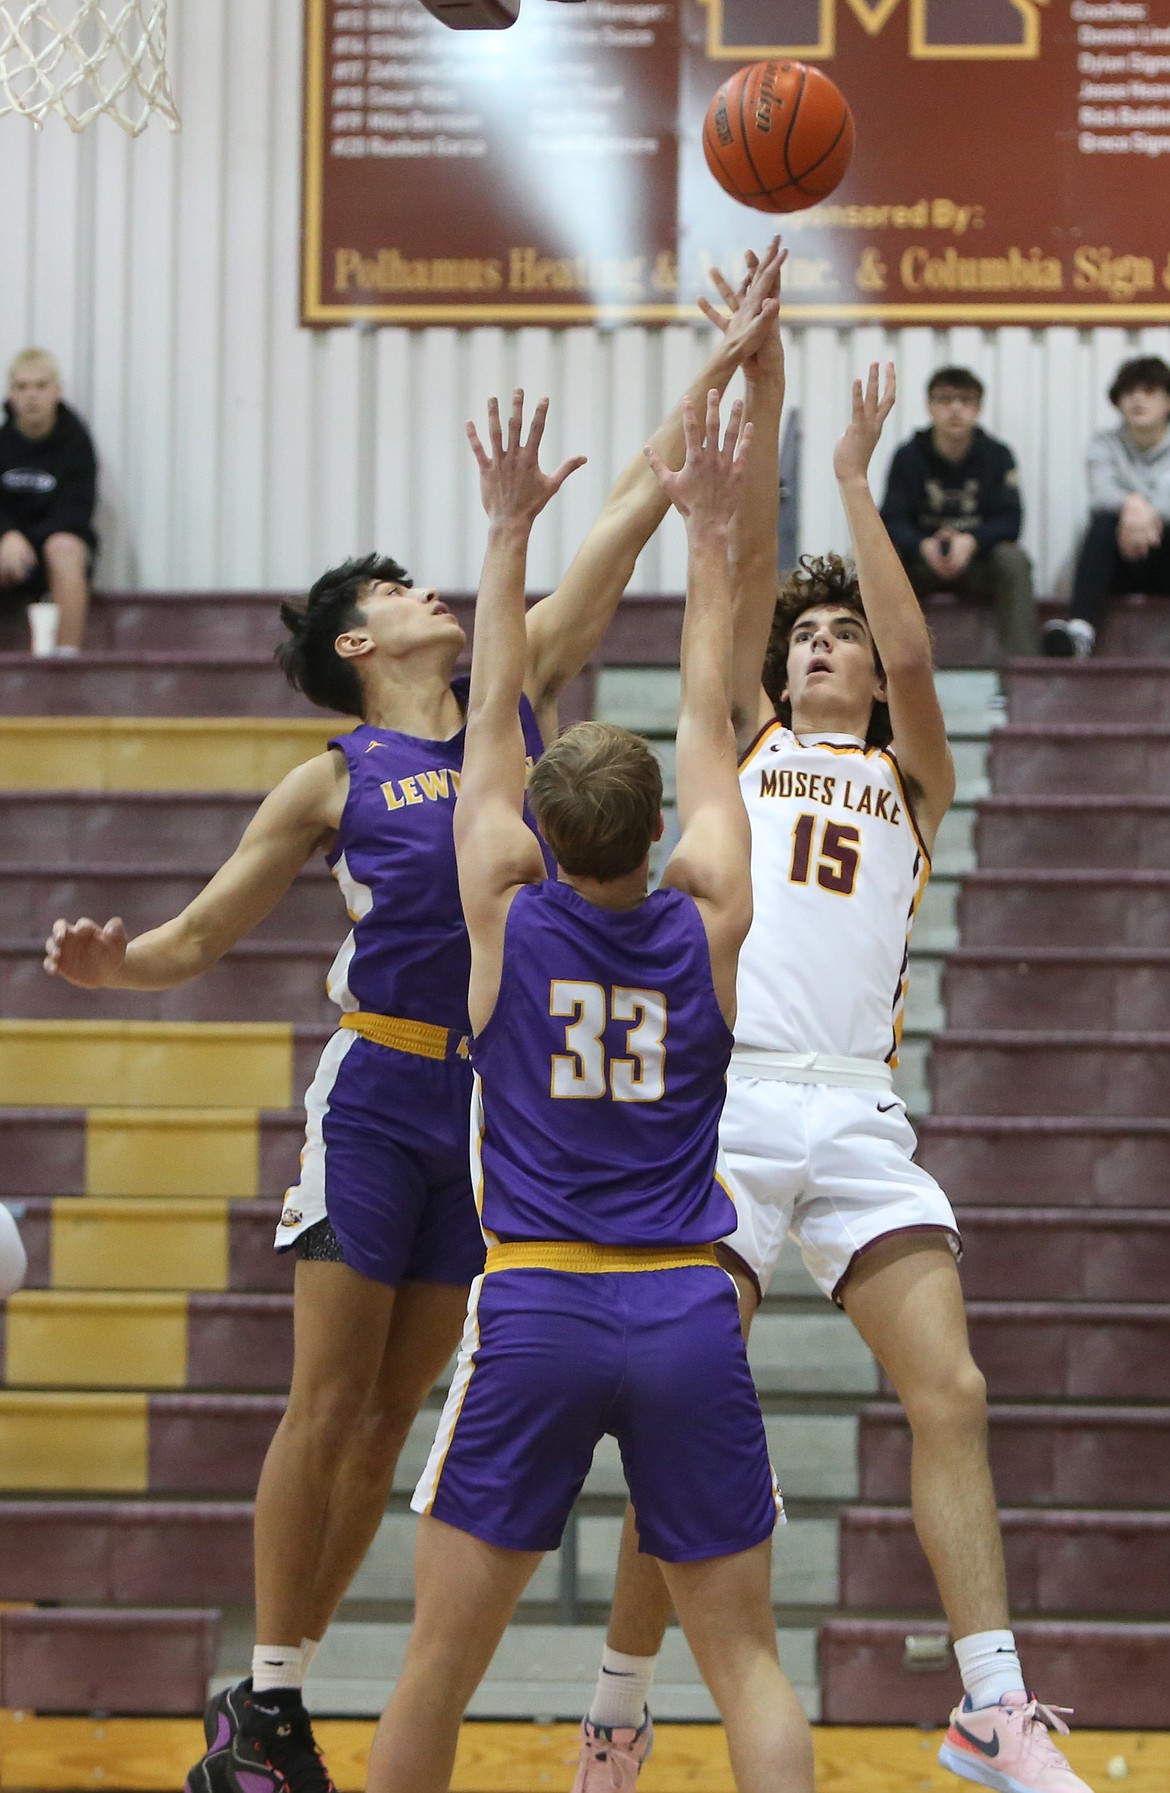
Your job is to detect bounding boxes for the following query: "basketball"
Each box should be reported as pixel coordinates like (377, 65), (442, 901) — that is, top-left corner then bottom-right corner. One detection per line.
(703, 60), (855, 213)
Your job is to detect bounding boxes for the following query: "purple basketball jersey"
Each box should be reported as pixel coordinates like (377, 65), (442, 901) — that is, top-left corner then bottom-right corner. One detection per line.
(471, 880), (736, 1247)
(326, 677), (547, 1032)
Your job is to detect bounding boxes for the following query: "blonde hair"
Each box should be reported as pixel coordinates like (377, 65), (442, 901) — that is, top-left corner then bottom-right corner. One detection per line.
(528, 721), (663, 882)
(8, 347), (60, 386)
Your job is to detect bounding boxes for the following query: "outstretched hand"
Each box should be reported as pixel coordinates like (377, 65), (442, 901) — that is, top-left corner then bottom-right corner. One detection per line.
(645, 389), (752, 532)
(467, 390), (586, 530)
(699, 237), (786, 379)
(44, 915), (127, 988)
(833, 361), (897, 484)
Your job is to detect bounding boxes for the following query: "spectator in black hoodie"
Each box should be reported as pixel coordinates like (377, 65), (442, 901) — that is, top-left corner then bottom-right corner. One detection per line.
(880, 366), (1037, 657)
(0, 347), (98, 653)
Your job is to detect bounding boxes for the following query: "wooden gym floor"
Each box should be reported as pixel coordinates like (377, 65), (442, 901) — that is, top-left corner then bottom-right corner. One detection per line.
(0, 1716), (1166, 1791)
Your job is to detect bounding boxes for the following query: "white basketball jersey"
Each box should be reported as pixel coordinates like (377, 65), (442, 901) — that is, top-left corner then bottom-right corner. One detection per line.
(735, 725), (931, 1066)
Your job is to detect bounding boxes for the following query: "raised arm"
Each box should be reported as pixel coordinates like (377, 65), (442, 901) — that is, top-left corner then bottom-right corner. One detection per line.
(699, 245), (788, 747)
(834, 364), (956, 844)
(521, 242), (784, 740)
(43, 751), (346, 990)
(457, 391), (584, 1034)
(651, 391), (754, 1025)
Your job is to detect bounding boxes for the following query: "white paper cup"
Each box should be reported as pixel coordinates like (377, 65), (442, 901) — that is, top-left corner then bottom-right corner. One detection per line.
(28, 600), (60, 657)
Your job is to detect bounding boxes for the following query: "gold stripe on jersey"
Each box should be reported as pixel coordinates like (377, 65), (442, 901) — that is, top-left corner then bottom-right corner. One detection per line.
(878, 749), (933, 868)
(887, 847), (932, 1066)
(339, 1010), (470, 1060)
(484, 1242), (719, 1275)
(794, 736), (875, 757)
(737, 718), (784, 772)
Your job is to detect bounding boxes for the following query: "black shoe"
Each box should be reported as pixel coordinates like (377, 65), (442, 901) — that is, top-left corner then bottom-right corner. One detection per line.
(203, 1677), (254, 1753)
(1041, 618), (1077, 656)
(238, 1688), (335, 1793)
(186, 1679), (265, 1793)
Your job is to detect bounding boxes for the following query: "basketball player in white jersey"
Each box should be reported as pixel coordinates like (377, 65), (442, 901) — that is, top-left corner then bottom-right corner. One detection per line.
(574, 270), (1094, 1793)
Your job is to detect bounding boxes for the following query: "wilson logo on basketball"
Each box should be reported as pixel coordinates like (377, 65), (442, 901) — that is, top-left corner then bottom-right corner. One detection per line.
(713, 96), (733, 148)
(755, 67), (777, 133)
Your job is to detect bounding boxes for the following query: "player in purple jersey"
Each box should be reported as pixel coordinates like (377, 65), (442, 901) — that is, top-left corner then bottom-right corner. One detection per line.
(365, 388), (813, 1793)
(42, 248), (784, 1793)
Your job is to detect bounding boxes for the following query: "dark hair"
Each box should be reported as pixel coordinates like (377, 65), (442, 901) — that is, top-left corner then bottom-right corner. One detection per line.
(928, 365), (984, 403)
(1109, 355), (1170, 407)
(761, 554), (893, 750)
(276, 553), (411, 717)
(528, 721), (663, 882)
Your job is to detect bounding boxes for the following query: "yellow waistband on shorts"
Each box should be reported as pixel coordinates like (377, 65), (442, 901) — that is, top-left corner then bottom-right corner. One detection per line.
(340, 1011), (470, 1062)
(484, 1242), (720, 1276)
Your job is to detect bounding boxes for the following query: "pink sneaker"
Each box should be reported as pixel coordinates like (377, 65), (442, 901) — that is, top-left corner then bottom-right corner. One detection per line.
(938, 1692), (1094, 1792)
(571, 1710), (654, 1793)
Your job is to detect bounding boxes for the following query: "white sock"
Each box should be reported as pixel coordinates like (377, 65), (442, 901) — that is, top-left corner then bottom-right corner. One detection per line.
(588, 1647), (656, 1730)
(954, 1630), (1026, 1709)
(300, 1636), (322, 1676)
(251, 1644), (304, 1693)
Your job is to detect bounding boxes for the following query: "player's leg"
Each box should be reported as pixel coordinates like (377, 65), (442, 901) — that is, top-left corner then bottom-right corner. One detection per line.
(298, 1121), (488, 1640)
(958, 543), (1037, 657)
(841, 1234), (1008, 1642)
(659, 1541), (814, 1793)
(254, 1258), (399, 1645)
(366, 1517), (542, 1793)
(300, 1276), (471, 1644)
(374, 1267), (619, 1793)
(612, 1265), (802, 1791)
(846, 1238), (1095, 1792)
(189, 1039), (446, 1793)
(40, 530), (90, 650)
(577, 1084), (794, 1787)
(185, 1258), (398, 1793)
(586, 1259), (758, 1698)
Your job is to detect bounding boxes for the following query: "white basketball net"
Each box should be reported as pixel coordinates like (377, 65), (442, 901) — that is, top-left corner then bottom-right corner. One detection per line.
(0, 1), (180, 134)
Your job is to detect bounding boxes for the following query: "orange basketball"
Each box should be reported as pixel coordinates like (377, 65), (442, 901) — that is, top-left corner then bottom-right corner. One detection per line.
(703, 60), (855, 213)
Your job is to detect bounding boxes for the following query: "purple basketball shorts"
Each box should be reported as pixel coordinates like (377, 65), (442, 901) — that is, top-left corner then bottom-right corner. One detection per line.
(276, 1029), (485, 1288)
(413, 1262), (782, 1561)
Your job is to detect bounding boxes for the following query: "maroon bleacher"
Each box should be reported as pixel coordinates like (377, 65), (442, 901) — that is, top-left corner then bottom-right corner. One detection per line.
(3, 590), (1170, 1720)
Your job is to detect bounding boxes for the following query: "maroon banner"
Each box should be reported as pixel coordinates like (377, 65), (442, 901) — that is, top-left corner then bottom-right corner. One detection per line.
(302, 0), (1170, 322)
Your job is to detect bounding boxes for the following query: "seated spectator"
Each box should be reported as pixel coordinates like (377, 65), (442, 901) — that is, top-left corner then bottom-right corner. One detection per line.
(1043, 356), (1170, 659)
(881, 366), (1037, 657)
(0, 348), (98, 654)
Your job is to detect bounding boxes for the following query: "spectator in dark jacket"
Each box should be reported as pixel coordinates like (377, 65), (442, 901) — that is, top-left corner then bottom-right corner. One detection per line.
(1043, 355), (1170, 658)
(0, 348), (98, 653)
(881, 366), (1037, 656)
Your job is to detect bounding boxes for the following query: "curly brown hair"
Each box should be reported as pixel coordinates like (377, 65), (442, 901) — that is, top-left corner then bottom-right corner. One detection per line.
(761, 554), (892, 750)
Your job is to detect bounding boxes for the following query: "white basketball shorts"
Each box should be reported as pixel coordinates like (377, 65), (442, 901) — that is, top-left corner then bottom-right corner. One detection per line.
(720, 1074), (960, 1305)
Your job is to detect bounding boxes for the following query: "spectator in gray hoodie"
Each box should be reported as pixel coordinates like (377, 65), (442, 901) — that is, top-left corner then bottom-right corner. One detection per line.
(1044, 356), (1170, 657)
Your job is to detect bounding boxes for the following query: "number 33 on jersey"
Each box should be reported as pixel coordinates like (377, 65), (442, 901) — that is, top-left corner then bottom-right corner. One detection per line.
(736, 726), (932, 1066)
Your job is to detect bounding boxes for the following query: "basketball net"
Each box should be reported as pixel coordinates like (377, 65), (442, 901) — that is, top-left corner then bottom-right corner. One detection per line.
(0, 0), (180, 134)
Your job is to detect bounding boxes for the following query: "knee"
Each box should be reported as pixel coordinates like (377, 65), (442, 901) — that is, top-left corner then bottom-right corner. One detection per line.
(900, 1355), (988, 1439)
(283, 1367), (375, 1450)
(41, 533), (88, 572)
(350, 1389), (424, 1474)
(988, 542), (1030, 576)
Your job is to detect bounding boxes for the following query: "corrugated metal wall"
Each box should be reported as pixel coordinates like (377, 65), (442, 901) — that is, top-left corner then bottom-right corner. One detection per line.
(2, 0), (1168, 597)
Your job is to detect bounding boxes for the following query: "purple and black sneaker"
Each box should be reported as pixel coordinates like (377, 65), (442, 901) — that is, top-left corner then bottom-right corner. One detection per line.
(184, 1683), (333, 1793)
